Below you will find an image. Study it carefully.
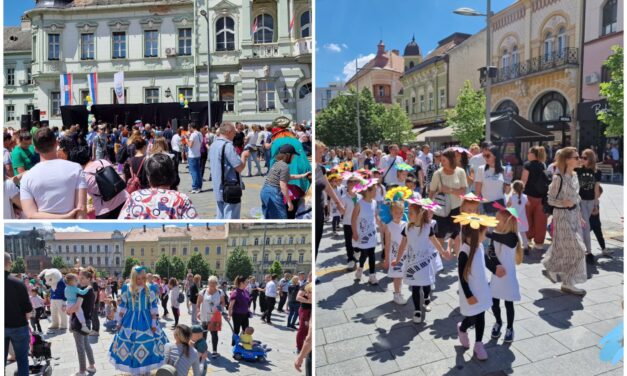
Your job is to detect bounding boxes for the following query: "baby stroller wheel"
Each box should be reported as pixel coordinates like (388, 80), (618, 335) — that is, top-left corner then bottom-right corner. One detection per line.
(233, 353), (243, 361)
(256, 356), (266, 363)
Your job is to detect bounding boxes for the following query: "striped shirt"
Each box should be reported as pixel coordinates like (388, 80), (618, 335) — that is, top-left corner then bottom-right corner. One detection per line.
(164, 343), (201, 376)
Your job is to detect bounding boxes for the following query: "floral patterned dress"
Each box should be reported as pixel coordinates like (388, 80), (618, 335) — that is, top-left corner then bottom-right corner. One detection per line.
(118, 188), (198, 219)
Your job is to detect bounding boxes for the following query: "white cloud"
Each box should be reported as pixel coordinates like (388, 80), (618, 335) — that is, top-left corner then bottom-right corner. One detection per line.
(324, 43), (343, 53)
(342, 54), (376, 81)
(334, 76), (341, 82)
(342, 43), (348, 49)
(55, 226), (90, 233)
(5, 223), (89, 233)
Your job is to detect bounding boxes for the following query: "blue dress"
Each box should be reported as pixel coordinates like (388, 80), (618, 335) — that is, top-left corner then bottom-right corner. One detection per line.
(109, 284), (169, 374)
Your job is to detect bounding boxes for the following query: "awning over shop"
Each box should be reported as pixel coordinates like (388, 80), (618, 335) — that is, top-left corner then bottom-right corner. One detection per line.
(489, 112), (554, 142)
(411, 126), (429, 134)
(416, 126), (453, 143)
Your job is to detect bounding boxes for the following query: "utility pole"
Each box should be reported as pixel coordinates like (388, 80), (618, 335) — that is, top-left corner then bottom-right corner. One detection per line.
(355, 59), (362, 150)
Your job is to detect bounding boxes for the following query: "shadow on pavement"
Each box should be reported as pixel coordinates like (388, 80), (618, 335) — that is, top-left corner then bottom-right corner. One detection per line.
(534, 288), (584, 329)
(366, 325), (419, 362)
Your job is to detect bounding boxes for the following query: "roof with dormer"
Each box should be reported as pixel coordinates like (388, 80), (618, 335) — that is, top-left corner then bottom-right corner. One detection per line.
(404, 36), (421, 57)
(4, 27), (31, 53)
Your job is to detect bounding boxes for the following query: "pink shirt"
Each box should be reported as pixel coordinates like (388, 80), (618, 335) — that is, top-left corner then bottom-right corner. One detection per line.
(84, 159), (129, 216)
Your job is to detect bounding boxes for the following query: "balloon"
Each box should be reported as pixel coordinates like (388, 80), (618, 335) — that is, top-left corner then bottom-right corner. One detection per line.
(85, 95), (92, 102)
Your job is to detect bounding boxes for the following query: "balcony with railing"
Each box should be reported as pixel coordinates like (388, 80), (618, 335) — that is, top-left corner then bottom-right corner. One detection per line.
(493, 48), (579, 84)
(251, 43), (280, 58)
(375, 95), (392, 104)
(293, 37), (312, 56)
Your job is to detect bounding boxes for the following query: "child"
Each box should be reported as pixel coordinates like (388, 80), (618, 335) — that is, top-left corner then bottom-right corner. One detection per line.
(328, 174), (344, 235)
(352, 179), (381, 284)
(104, 298), (118, 332)
(508, 180), (530, 253)
(29, 288), (45, 333)
(452, 193), (485, 256)
(383, 201), (408, 305)
(341, 175), (362, 269)
(488, 208), (522, 343)
(405, 175), (422, 199)
(64, 273), (92, 334)
(98, 287), (107, 315)
(371, 169), (387, 207)
(394, 200), (450, 323)
(191, 325), (208, 375)
(240, 327), (265, 352)
(454, 213), (503, 361)
(396, 169), (409, 187)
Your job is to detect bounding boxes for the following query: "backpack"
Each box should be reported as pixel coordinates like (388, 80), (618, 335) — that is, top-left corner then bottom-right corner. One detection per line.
(177, 290), (185, 304)
(126, 158), (146, 194)
(116, 144), (129, 164)
(90, 160), (126, 201)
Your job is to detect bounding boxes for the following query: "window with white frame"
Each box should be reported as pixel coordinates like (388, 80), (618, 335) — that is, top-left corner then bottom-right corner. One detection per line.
(257, 80), (276, 111)
(557, 27), (567, 57)
(178, 28), (192, 55)
(81, 33), (95, 60)
(602, 0), (618, 36)
(216, 16), (235, 51)
(219, 85), (235, 112)
(6, 68), (15, 86)
(299, 253), (304, 263)
(253, 14), (274, 44)
(178, 88), (193, 102)
(300, 11), (310, 38)
(144, 30), (159, 58)
(439, 88), (446, 109)
(112, 32), (126, 59)
(145, 88), (159, 104)
(543, 32), (553, 61)
(501, 49), (509, 70)
(5, 105), (15, 122)
(217, 246), (221, 255)
(27, 66), (32, 84)
(51, 92), (61, 116)
(48, 34), (60, 60)
(428, 91), (433, 111)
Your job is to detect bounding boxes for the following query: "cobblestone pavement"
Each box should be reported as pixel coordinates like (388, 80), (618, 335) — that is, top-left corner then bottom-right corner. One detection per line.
(315, 183), (624, 375)
(6, 296), (304, 375)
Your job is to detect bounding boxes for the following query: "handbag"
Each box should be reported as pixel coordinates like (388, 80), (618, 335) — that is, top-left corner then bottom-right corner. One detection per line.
(544, 174), (563, 215)
(432, 172), (452, 217)
(89, 160), (126, 202)
(221, 142), (243, 204)
(126, 157), (145, 194)
(207, 310), (222, 332)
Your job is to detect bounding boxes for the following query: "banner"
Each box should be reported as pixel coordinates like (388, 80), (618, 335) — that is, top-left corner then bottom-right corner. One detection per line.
(60, 73), (73, 106)
(87, 72), (98, 105)
(113, 71), (125, 104)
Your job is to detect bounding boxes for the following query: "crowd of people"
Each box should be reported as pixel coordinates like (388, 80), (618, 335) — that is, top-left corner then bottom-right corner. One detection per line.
(5, 255), (313, 375)
(3, 117), (312, 220)
(315, 139), (612, 361)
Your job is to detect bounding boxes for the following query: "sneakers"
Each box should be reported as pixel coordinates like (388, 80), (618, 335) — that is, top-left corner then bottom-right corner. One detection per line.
(86, 365), (97, 373)
(424, 302), (432, 312)
(561, 283), (586, 296)
(504, 328), (514, 342)
(413, 310), (423, 324)
(80, 325), (91, 335)
(542, 269), (559, 283)
(601, 249), (614, 257)
(585, 253), (596, 265)
(457, 322), (470, 348)
(190, 189), (200, 194)
(491, 323), (502, 339)
(354, 267), (363, 280)
(368, 274), (379, 285)
(392, 293), (406, 305)
(473, 342), (488, 360)
(347, 260), (356, 269)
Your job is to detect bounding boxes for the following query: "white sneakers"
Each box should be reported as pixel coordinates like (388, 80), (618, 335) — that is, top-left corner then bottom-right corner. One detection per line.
(354, 267), (363, 280)
(393, 293), (407, 305)
(347, 260), (356, 269)
(368, 274), (379, 285)
(561, 283), (586, 296)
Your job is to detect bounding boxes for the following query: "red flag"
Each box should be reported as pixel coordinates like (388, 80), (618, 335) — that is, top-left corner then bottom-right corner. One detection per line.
(289, 15), (295, 33)
(252, 17), (258, 33)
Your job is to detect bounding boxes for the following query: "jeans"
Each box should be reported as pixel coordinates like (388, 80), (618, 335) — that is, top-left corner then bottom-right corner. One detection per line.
(287, 301), (300, 327)
(216, 201), (241, 219)
(261, 185), (287, 219)
(189, 157), (202, 191)
(579, 199), (595, 253)
(247, 150), (263, 176)
(72, 331), (95, 373)
(5, 326), (30, 376)
(191, 304), (199, 325)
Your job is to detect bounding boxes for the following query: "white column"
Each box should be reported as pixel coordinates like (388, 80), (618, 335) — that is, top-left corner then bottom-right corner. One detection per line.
(240, 0), (252, 44)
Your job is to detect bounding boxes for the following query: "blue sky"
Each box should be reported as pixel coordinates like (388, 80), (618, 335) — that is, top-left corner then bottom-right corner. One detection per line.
(4, 2), (31, 26)
(316, 0), (513, 86)
(5, 222), (223, 235)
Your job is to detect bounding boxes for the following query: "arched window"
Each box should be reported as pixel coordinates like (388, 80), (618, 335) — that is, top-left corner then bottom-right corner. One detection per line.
(299, 82), (312, 99)
(543, 32), (553, 61)
(501, 48), (510, 69)
(495, 100), (519, 115)
(532, 91), (569, 122)
(409, 61), (414, 69)
(253, 14), (274, 44)
(216, 16), (235, 51)
(557, 27), (567, 57)
(511, 46), (519, 67)
(300, 11), (310, 38)
(602, 0), (618, 36)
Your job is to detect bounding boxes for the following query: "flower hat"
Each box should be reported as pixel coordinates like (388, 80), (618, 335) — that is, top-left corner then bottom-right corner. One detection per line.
(353, 178), (378, 193)
(327, 173), (341, 181)
(385, 186), (413, 202)
(356, 168), (372, 178)
(406, 197), (441, 212)
(337, 161), (353, 172)
(460, 192), (486, 202)
(492, 202), (521, 222)
(341, 171), (363, 181)
(395, 162), (415, 172)
(451, 146), (472, 156)
(452, 212), (499, 229)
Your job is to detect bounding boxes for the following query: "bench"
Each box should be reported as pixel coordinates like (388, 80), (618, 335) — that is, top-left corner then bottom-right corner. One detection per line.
(597, 163), (621, 182)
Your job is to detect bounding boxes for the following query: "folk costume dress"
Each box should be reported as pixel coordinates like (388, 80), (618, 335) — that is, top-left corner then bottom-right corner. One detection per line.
(402, 222), (438, 287)
(109, 283), (169, 374)
(487, 232), (521, 302)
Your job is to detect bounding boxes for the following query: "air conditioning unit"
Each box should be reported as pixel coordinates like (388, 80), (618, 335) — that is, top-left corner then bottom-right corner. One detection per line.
(585, 72), (599, 85)
(165, 48), (177, 57)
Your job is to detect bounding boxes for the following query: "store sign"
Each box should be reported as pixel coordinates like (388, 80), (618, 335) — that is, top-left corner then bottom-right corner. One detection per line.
(40, 110), (48, 121)
(559, 116), (571, 122)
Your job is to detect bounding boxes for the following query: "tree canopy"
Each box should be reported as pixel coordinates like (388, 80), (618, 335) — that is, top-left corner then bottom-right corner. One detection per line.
(225, 247), (254, 282)
(446, 80), (486, 147)
(598, 45), (623, 137)
(11, 257), (25, 274)
(186, 253), (213, 281)
(122, 257), (142, 279)
(268, 260), (283, 277)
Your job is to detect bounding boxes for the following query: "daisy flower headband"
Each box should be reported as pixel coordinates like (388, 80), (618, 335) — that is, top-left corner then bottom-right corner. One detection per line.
(395, 162), (415, 172)
(353, 178), (378, 192)
(452, 212), (499, 229)
(385, 186), (413, 202)
(405, 197), (441, 212)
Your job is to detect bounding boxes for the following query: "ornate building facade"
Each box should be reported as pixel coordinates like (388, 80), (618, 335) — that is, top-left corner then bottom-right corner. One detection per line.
(20, 0), (311, 127)
(5, 228), (52, 274)
(4, 19), (36, 129)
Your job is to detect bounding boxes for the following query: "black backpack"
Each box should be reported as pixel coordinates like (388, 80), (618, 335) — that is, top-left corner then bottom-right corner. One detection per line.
(89, 160), (126, 202)
(177, 289), (185, 304)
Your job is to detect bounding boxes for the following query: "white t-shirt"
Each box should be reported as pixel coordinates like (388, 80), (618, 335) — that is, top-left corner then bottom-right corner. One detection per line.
(341, 193), (361, 225)
(3, 148), (12, 166)
(380, 155), (403, 186)
(187, 131), (202, 158)
(475, 166), (505, 202)
(417, 152), (433, 169)
(265, 280), (277, 298)
(4, 179), (19, 219)
(469, 154), (486, 177)
(171, 134), (182, 152)
(20, 159), (87, 214)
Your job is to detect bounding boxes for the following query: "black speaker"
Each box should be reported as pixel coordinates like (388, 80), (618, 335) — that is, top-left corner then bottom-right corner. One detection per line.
(21, 115), (32, 130)
(191, 112), (200, 123)
(32, 109), (40, 123)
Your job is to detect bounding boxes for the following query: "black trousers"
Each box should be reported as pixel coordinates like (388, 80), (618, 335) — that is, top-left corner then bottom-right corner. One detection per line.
(232, 313), (250, 345)
(173, 151), (181, 168)
(492, 298), (515, 329)
(315, 208), (324, 259)
(161, 294), (169, 315)
(589, 213), (606, 250)
(259, 294), (267, 313)
(358, 247), (376, 273)
(249, 294), (258, 312)
(278, 292), (287, 311)
(332, 216), (341, 232)
(262, 297), (276, 323)
(200, 151), (208, 179)
(172, 306), (180, 326)
(111, 287), (118, 299)
(343, 225), (357, 262)
(411, 285), (431, 311)
(30, 307), (44, 332)
(460, 311), (485, 342)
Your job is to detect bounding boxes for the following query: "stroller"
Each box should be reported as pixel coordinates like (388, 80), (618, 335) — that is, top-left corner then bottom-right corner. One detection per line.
(13, 331), (52, 376)
(224, 318), (268, 362)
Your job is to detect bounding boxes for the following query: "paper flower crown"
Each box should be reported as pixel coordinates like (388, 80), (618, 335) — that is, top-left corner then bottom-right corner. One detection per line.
(353, 178), (378, 193)
(460, 192), (486, 202)
(406, 197), (441, 212)
(327, 173), (341, 181)
(341, 171), (363, 181)
(452, 212), (499, 229)
(395, 162), (415, 172)
(385, 186), (413, 202)
(451, 146), (472, 156)
(337, 161), (353, 173)
(356, 168), (372, 178)
(493, 202), (521, 222)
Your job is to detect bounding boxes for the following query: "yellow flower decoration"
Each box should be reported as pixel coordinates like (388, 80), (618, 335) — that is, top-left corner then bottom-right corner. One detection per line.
(452, 212), (499, 229)
(385, 186), (413, 202)
(327, 173), (341, 181)
(337, 161), (353, 173)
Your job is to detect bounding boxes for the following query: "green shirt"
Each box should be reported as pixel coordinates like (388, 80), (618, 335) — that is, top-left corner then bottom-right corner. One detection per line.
(30, 126), (39, 137)
(11, 144), (37, 175)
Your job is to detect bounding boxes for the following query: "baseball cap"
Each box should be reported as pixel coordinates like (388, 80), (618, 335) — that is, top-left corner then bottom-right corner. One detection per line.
(279, 144), (300, 156)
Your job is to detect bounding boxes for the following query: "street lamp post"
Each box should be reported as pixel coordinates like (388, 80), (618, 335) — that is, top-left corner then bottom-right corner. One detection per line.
(454, 0), (492, 142)
(355, 59), (362, 151)
(200, 10), (212, 128)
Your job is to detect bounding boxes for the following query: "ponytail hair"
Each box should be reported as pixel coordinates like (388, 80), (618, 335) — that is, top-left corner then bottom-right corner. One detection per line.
(173, 324), (192, 357)
(512, 180), (524, 205)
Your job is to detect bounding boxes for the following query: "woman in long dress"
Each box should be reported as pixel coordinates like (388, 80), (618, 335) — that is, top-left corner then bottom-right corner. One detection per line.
(109, 266), (169, 375)
(541, 147), (587, 296)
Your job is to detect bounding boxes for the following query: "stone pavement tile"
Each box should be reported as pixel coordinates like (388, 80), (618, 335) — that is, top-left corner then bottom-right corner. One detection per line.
(317, 291), (358, 312)
(597, 367), (625, 376)
(584, 317), (623, 337)
(344, 302), (415, 328)
(389, 366), (428, 376)
(516, 315), (568, 336)
(323, 335), (373, 364)
(418, 316), (468, 342)
(367, 325), (420, 353)
(512, 334), (570, 362)
(521, 293), (585, 316)
(476, 343), (531, 373)
(351, 289), (396, 308)
(583, 301), (623, 321)
(546, 308), (601, 328)
(316, 346), (328, 367)
(323, 321), (378, 344)
(549, 325), (603, 351)
(418, 352), (482, 376)
(580, 275), (619, 291)
(518, 346), (623, 376)
(317, 310), (349, 329)
(391, 339), (446, 369)
(583, 290), (623, 305)
(316, 357), (373, 376)
(316, 329), (327, 346)
(365, 350), (401, 376)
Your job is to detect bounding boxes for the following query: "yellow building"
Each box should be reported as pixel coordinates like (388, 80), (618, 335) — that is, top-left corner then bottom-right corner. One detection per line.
(227, 223), (311, 279)
(124, 224), (228, 278)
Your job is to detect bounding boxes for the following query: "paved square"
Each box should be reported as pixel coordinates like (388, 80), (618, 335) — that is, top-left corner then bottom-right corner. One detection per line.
(315, 183), (624, 375)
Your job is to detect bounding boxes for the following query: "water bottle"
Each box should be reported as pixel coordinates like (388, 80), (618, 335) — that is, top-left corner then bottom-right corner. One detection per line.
(505, 162), (513, 183)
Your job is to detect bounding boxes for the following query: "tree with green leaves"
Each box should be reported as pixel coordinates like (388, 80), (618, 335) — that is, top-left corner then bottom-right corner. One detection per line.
(11, 257), (25, 273)
(268, 260), (283, 277)
(51, 256), (67, 270)
(376, 103), (414, 144)
(171, 256), (187, 280)
(155, 254), (174, 279)
(225, 247), (254, 282)
(122, 257), (141, 279)
(186, 253), (213, 281)
(598, 45), (623, 137)
(446, 80), (486, 147)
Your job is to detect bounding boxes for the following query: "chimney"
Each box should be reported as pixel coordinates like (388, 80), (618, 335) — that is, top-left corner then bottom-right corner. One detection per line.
(20, 16), (31, 32)
(143, 225), (146, 233)
(162, 224), (165, 232)
(377, 40), (385, 56)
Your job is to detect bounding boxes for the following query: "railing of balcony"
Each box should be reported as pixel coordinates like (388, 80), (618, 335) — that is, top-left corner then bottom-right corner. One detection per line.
(494, 48), (579, 84)
(293, 37), (312, 56)
(375, 95), (392, 104)
(252, 43), (280, 58)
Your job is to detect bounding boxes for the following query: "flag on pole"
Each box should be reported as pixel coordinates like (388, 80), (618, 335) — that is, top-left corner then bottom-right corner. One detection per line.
(252, 17), (258, 34)
(87, 72), (98, 105)
(113, 71), (125, 104)
(289, 15), (295, 34)
(60, 73), (73, 106)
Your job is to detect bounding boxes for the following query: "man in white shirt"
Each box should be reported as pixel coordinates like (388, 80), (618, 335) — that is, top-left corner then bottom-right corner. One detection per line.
(187, 123), (203, 193)
(171, 128), (182, 167)
(20, 127), (87, 219)
(417, 144), (433, 169)
(468, 141), (491, 189)
(261, 274), (278, 324)
(380, 144), (404, 187)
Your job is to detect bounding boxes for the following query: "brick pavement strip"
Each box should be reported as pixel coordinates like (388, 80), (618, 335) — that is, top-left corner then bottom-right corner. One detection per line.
(315, 184), (624, 375)
(5, 296), (302, 375)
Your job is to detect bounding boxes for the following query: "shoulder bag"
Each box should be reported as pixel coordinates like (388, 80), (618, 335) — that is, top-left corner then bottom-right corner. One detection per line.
(432, 171), (452, 217)
(221, 142), (243, 204)
(89, 160), (126, 202)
